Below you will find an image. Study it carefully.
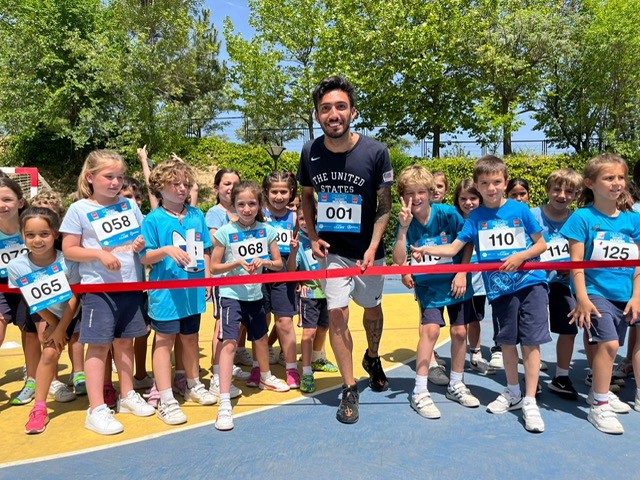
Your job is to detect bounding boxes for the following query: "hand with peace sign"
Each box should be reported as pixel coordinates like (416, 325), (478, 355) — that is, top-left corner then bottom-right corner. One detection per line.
(398, 196), (413, 228)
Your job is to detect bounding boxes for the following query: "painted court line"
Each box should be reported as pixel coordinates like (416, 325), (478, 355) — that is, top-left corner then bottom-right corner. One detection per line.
(0, 337), (449, 470)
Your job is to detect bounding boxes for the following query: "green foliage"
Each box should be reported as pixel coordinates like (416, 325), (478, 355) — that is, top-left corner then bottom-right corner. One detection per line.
(183, 137), (300, 182)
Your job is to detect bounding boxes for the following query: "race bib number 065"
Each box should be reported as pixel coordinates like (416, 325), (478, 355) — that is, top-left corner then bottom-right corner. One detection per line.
(18, 262), (72, 314)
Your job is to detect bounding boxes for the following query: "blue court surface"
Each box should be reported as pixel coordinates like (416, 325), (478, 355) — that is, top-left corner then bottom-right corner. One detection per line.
(1, 280), (639, 479)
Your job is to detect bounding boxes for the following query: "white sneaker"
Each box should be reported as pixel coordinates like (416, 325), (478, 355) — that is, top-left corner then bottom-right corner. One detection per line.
(232, 365), (251, 380)
(209, 379), (242, 399)
(470, 354), (496, 375)
(48, 379), (76, 403)
(215, 407), (234, 431)
(234, 348), (253, 366)
(118, 391), (155, 416)
(612, 358), (633, 379)
(487, 388), (523, 414)
(522, 402), (545, 433)
(586, 390), (631, 414)
(259, 374), (290, 392)
(184, 383), (217, 405)
(427, 365), (449, 386)
(410, 391), (441, 419)
(157, 399), (187, 425)
(489, 350), (504, 369)
(446, 382), (480, 408)
(588, 403), (624, 434)
(268, 346), (277, 365)
(85, 406), (124, 435)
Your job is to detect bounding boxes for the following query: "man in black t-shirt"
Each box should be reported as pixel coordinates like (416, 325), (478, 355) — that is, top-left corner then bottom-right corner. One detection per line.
(298, 75), (394, 424)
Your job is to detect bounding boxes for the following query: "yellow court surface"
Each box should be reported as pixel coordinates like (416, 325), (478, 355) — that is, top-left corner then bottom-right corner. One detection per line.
(0, 293), (442, 465)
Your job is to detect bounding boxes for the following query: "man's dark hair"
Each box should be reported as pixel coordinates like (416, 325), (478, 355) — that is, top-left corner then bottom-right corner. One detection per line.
(312, 75), (356, 111)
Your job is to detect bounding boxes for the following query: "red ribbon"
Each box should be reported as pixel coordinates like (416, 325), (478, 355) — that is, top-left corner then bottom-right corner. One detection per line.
(1, 259), (638, 294)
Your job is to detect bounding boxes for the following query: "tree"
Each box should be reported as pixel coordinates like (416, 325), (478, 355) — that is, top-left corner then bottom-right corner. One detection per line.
(470, 0), (565, 155)
(323, 0), (480, 158)
(533, 0), (640, 155)
(223, 0), (330, 143)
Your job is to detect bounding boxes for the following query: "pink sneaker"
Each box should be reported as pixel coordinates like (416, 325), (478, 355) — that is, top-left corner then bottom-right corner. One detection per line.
(103, 383), (117, 409)
(246, 367), (260, 387)
(143, 381), (160, 408)
(25, 406), (49, 434)
(286, 368), (301, 389)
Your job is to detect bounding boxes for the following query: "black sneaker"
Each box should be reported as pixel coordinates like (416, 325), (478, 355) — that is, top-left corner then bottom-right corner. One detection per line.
(548, 375), (579, 400)
(362, 350), (389, 392)
(336, 384), (359, 424)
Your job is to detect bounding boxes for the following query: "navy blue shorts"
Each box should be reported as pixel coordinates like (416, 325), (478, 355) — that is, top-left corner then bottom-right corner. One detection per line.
(420, 299), (471, 327)
(586, 295), (631, 345)
(262, 280), (298, 317)
(465, 295), (486, 324)
(218, 297), (268, 342)
(151, 314), (201, 335)
(79, 291), (147, 344)
(549, 282), (577, 335)
(298, 297), (329, 329)
(490, 283), (552, 346)
(0, 291), (23, 324)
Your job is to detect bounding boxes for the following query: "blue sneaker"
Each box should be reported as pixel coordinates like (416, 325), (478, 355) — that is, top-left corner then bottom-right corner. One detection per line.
(12, 378), (36, 405)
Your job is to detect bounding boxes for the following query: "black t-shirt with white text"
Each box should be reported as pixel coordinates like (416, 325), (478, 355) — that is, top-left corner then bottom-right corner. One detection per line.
(297, 134), (394, 260)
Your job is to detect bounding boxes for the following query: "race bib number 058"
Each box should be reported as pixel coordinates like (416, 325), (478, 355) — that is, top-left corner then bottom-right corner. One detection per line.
(88, 201), (140, 247)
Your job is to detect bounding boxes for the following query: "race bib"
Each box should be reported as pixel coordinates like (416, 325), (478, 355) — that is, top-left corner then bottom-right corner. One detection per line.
(17, 262), (72, 314)
(317, 193), (362, 232)
(88, 201), (140, 247)
(477, 219), (527, 261)
(540, 233), (570, 262)
(0, 235), (29, 277)
(300, 236), (319, 271)
(229, 228), (269, 263)
(591, 231), (638, 272)
(176, 229), (205, 272)
(270, 221), (293, 254)
(410, 234), (454, 266)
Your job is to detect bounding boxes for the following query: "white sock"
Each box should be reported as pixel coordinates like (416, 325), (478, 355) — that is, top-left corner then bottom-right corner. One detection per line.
(507, 383), (521, 398)
(187, 377), (200, 389)
(303, 366), (312, 376)
(159, 388), (174, 404)
(555, 367), (569, 378)
(414, 374), (428, 394)
(252, 361), (259, 368)
(213, 374), (220, 383)
(311, 350), (323, 362)
(523, 395), (536, 406)
(428, 361), (439, 369)
(286, 362), (297, 370)
(260, 370), (271, 381)
(212, 365), (220, 376)
(449, 371), (463, 386)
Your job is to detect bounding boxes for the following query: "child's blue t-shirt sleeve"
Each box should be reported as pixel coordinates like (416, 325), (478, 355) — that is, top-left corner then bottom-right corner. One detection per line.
(139, 215), (160, 257)
(559, 212), (587, 243)
(522, 205), (543, 236)
(457, 217), (475, 244)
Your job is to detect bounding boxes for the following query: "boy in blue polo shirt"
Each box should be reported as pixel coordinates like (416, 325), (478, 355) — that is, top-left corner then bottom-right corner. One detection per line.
(413, 155), (550, 433)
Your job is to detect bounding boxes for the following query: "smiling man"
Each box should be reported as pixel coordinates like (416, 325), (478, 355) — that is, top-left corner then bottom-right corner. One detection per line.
(297, 75), (394, 424)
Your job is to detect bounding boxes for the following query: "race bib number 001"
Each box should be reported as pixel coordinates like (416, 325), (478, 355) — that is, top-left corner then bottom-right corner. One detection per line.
(540, 233), (570, 262)
(0, 235), (29, 277)
(410, 234), (454, 266)
(17, 262), (72, 314)
(229, 228), (270, 263)
(88, 201), (140, 247)
(317, 193), (362, 233)
(477, 219), (527, 261)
